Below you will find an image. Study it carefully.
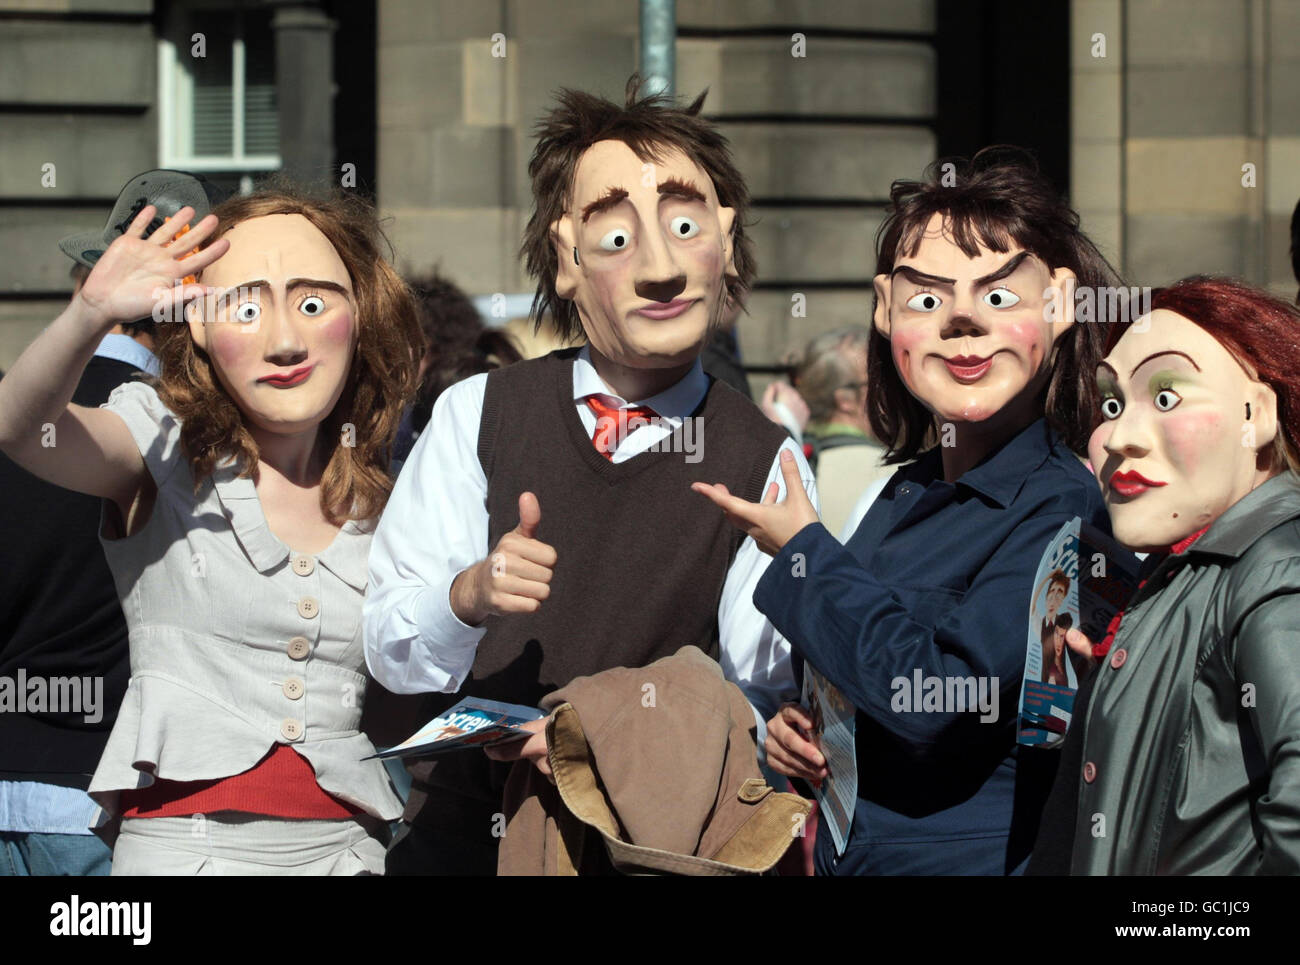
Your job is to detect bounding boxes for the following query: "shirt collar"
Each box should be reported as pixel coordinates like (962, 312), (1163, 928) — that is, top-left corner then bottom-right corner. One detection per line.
(210, 457), (370, 590)
(913, 418), (1058, 508)
(1185, 472), (1300, 560)
(571, 344), (709, 419)
(93, 333), (159, 377)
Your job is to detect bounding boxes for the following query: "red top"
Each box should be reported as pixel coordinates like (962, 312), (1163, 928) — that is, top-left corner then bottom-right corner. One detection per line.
(120, 744), (362, 819)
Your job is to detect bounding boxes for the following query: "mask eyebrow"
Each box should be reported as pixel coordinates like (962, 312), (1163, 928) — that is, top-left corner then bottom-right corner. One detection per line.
(657, 177), (706, 204)
(891, 265), (955, 287)
(1129, 350), (1201, 378)
(581, 187), (629, 224)
(972, 251), (1031, 288)
(212, 279), (267, 312)
(287, 278), (350, 296)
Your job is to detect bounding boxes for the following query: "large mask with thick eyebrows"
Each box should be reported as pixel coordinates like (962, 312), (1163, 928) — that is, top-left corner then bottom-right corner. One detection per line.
(550, 139), (736, 372)
(872, 212), (1076, 428)
(1088, 309), (1279, 552)
(187, 213), (359, 437)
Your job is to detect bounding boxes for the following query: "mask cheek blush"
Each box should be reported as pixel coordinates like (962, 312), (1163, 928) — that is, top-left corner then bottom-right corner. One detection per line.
(1087, 422), (1110, 477)
(319, 310), (355, 347)
(209, 327), (253, 374)
(1003, 318), (1045, 368)
(891, 326), (925, 389)
(1163, 409), (1221, 478)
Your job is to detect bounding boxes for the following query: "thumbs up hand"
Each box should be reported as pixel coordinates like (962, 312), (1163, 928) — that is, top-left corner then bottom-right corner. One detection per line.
(450, 492), (557, 626)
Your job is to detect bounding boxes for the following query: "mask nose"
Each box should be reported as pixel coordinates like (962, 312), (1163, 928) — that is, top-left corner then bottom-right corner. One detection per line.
(262, 303), (309, 368)
(1101, 406), (1152, 462)
(634, 228), (687, 304)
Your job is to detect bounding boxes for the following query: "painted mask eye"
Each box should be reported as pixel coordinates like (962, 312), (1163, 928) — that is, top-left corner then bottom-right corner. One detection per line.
(1100, 396), (1123, 420)
(300, 295), (326, 317)
(234, 301), (261, 324)
(669, 216), (701, 239)
(983, 287), (1020, 308)
(1153, 388), (1181, 412)
(905, 292), (942, 312)
(599, 228), (632, 252)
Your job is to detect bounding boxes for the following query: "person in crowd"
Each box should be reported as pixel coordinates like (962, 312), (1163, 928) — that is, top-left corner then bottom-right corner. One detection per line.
(1030, 277), (1300, 874)
(794, 325), (894, 537)
(391, 270), (522, 469)
(0, 185), (422, 874)
(363, 78), (816, 875)
(760, 365), (811, 446)
(694, 148), (1120, 875)
(0, 171), (219, 876)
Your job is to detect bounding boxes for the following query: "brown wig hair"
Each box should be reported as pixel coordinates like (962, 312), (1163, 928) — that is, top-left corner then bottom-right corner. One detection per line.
(1106, 276), (1300, 476)
(522, 75), (755, 342)
(868, 146), (1125, 462)
(156, 186), (422, 525)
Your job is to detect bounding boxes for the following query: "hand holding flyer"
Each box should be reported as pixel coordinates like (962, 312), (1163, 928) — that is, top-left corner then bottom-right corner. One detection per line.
(1016, 518), (1140, 747)
(366, 697), (546, 760)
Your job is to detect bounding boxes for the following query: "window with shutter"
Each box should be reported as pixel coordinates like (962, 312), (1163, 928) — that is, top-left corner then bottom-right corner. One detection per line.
(158, 3), (280, 178)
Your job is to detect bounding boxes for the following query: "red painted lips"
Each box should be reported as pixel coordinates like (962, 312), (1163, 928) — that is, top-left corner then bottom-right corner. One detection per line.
(943, 355), (994, 382)
(1109, 469), (1167, 497)
(258, 365), (314, 387)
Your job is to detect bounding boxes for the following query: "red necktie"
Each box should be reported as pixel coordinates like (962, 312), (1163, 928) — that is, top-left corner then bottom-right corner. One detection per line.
(583, 394), (659, 461)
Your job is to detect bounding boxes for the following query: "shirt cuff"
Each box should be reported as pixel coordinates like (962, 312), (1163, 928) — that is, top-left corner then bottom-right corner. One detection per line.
(412, 569), (486, 691)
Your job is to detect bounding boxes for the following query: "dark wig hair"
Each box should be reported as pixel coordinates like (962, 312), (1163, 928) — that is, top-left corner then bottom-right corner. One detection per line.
(522, 75), (754, 342)
(868, 146), (1125, 462)
(406, 269), (523, 435)
(1106, 275), (1300, 476)
(1290, 197), (1300, 304)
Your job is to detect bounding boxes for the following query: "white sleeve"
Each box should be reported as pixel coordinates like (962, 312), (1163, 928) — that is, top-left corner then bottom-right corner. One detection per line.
(716, 437), (819, 754)
(362, 374), (490, 694)
(838, 474), (891, 543)
(98, 379), (183, 489)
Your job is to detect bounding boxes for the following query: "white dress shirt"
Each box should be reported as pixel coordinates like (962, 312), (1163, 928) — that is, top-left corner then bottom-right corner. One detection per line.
(363, 346), (818, 744)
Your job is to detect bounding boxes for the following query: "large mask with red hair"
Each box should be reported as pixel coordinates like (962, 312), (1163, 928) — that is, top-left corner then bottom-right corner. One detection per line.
(1088, 277), (1300, 553)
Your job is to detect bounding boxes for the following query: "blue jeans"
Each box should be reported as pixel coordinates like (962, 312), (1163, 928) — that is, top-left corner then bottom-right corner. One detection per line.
(0, 831), (111, 876)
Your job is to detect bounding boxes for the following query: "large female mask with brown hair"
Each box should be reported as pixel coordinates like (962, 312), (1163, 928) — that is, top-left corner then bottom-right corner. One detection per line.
(162, 188), (421, 524)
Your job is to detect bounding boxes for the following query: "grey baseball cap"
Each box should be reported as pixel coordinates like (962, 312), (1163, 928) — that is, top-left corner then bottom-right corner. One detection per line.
(58, 169), (224, 270)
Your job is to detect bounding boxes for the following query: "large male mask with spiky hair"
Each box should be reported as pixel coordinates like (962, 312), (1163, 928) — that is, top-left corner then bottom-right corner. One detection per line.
(521, 77), (754, 371)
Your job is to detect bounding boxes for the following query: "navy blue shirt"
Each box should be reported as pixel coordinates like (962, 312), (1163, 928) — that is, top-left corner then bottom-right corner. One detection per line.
(755, 417), (1110, 875)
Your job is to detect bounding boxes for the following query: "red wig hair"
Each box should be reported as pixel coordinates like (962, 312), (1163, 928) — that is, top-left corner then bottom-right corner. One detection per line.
(1106, 276), (1300, 475)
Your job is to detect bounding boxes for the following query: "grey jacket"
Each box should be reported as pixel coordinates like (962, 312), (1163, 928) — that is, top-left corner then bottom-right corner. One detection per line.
(1065, 472), (1300, 874)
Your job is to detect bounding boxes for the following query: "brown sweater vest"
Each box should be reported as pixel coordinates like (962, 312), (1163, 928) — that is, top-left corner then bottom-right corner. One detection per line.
(403, 348), (787, 833)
